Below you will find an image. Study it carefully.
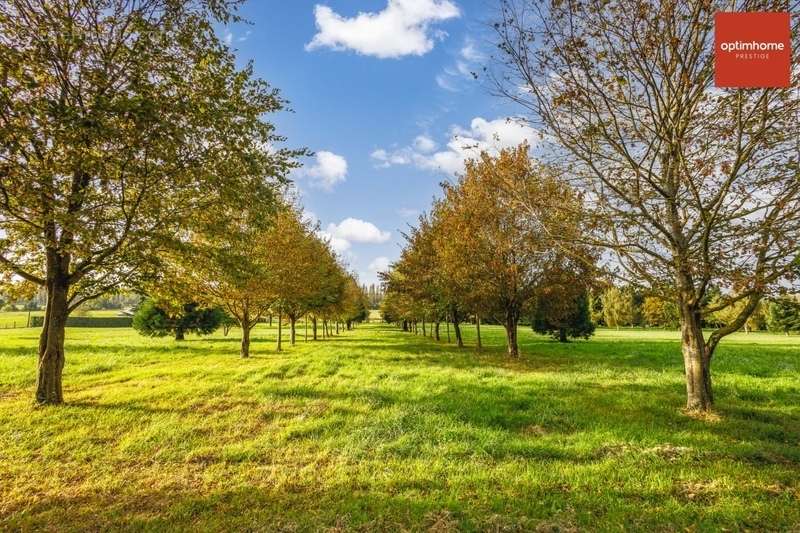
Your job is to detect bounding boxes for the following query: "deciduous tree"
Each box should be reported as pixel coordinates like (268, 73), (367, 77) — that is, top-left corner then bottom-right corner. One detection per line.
(0, 0), (300, 403)
(495, 0), (800, 410)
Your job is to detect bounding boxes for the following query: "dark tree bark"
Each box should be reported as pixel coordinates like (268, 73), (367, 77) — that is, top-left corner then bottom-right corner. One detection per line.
(276, 311), (282, 352)
(453, 318), (463, 348)
(36, 268), (69, 405)
(475, 316), (482, 351)
(422, 317), (426, 336)
(504, 308), (519, 357)
(175, 328), (185, 341)
(312, 317), (318, 340)
(240, 326), (251, 358)
(558, 328), (568, 343)
(239, 305), (251, 358)
(434, 321), (440, 341)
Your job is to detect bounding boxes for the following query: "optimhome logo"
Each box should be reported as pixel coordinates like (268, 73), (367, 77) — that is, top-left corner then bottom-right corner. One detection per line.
(715, 12), (791, 88)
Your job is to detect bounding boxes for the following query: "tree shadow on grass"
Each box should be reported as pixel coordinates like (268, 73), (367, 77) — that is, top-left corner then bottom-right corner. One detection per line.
(257, 364), (800, 467)
(3, 458), (795, 532)
(0, 484), (564, 532)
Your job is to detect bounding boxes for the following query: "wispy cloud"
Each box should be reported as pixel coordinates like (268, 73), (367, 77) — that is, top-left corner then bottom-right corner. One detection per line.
(435, 36), (485, 92)
(372, 117), (539, 175)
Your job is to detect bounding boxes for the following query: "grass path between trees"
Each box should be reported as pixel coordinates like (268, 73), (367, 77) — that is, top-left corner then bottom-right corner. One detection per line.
(0, 322), (798, 531)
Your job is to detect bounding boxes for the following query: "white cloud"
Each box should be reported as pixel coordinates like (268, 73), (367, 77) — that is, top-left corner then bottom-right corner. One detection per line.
(222, 29), (251, 46)
(326, 218), (391, 244)
(304, 151), (348, 191)
(435, 36), (483, 92)
(413, 135), (437, 153)
(371, 147), (411, 168)
(305, 0), (460, 59)
(371, 117), (539, 175)
(435, 73), (459, 92)
(460, 39), (483, 62)
(360, 256), (393, 285)
(317, 230), (352, 254)
(368, 256), (391, 272)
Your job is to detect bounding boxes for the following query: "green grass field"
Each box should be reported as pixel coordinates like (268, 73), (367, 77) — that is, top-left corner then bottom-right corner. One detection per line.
(0, 320), (798, 531)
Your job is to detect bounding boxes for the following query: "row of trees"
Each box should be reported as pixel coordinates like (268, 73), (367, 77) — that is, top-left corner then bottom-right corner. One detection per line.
(141, 205), (369, 356)
(0, 0), (367, 404)
(381, 146), (597, 355)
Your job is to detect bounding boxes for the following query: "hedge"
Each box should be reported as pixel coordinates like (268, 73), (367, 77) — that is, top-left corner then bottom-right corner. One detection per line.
(30, 316), (133, 328)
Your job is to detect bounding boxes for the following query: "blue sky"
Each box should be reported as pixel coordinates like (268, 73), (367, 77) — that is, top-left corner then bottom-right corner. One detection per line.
(222, 1), (537, 284)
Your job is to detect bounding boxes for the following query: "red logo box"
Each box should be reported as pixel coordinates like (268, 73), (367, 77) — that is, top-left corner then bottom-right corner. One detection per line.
(715, 12), (791, 88)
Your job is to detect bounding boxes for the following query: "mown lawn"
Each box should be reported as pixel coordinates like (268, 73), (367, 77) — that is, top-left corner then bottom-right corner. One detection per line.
(0, 321), (798, 531)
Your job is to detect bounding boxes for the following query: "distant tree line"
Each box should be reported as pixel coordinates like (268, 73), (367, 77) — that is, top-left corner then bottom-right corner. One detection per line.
(592, 286), (800, 335)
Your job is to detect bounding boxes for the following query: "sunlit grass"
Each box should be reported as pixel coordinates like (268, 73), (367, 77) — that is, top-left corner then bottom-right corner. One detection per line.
(0, 321), (798, 531)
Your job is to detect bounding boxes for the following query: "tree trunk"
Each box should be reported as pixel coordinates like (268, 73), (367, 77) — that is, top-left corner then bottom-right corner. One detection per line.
(559, 328), (568, 343)
(453, 318), (463, 348)
(504, 309), (519, 357)
(175, 327), (185, 341)
(680, 306), (713, 411)
(290, 315), (296, 345)
(36, 274), (69, 405)
(434, 321), (440, 341)
(269, 314), (272, 327)
(239, 305), (251, 358)
(241, 325), (251, 358)
(422, 317), (426, 337)
(305, 315), (308, 341)
(277, 311), (283, 352)
(312, 317), (318, 340)
(336, 321), (339, 335)
(475, 316), (482, 351)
